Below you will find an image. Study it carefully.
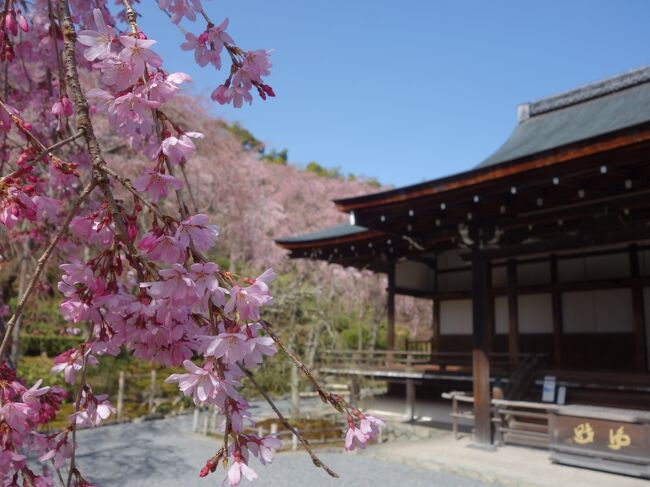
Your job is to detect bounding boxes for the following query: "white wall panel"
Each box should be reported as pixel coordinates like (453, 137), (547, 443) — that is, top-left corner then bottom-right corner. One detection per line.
(438, 270), (471, 292)
(395, 260), (435, 293)
(518, 294), (552, 334)
(559, 253), (630, 282)
(517, 261), (550, 285)
(492, 266), (507, 288)
(494, 296), (508, 335)
(437, 250), (466, 270)
(563, 289), (633, 333)
(440, 299), (472, 335)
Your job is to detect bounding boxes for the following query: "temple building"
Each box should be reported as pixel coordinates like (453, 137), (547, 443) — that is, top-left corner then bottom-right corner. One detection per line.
(275, 66), (650, 459)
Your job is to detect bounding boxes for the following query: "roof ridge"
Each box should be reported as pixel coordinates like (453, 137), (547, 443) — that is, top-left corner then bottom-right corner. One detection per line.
(517, 65), (650, 122)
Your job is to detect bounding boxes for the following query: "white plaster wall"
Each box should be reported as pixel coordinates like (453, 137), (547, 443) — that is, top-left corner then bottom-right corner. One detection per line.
(437, 250), (467, 270)
(559, 253), (630, 282)
(562, 289), (633, 333)
(440, 299), (472, 335)
(395, 260), (435, 293)
(518, 294), (553, 334)
(438, 270), (471, 292)
(494, 296), (508, 335)
(517, 261), (551, 286)
(492, 266), (507, 288)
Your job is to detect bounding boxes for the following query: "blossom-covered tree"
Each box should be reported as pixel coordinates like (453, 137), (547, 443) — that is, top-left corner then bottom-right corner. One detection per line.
(0, 1), (383, 485)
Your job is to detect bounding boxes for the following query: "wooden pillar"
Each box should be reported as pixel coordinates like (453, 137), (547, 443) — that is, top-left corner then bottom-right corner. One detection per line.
(432, 299), (441, 353)
(431, 256), (440, 353)
(550, 254), (563, 368)
(507, 259), (520, 363)
(471, 244), (492, 446)
(486, 262), (495, 355)
(630, 245), (647, 371)
(405, 379), (416, 421)
(387, 260), (396, 350)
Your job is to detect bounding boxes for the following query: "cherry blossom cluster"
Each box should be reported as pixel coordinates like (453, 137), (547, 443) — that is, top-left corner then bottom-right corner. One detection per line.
(169, 5), (275, 107)
(0, 3), (29, 62)
(0, 364), (68, 484)
(0, 1), (381, 485)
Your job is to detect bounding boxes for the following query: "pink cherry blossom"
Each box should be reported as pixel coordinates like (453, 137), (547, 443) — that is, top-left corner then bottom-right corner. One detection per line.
(51, 96), (74, 117)
(141, 263), (197, 304)
(344, 424), (369, 451)
(245, 434), (282, 465)
(200, 332), (248, 364)
(164, 359), (231, 405)
(159, 0), (204, 24)
(118, 37), (163, 77)
(70, 389), (115, 427)
(360, 415), (385, 437)
(39, 439), (73, 470)
(146, 72), (192, 103)
(224, 269), (275, 321)
(22, 380), (50, 404)
(138, 232), (187, 264)
(175, 214), (219, 251)
(157, 132), (204, 165)
(133, 168), (183, 202)
(77, 9), (115, 61)
(226, 456), (257, 487)
(181, 32), (218, 67)
(51, 348), (98, 385)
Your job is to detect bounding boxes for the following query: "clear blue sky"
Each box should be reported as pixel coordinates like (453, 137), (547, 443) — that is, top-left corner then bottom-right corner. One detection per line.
(134, 1), (650, 187)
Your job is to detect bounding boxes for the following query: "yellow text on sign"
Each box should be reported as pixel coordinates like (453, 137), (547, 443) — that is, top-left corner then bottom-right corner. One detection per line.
(573, 423), (595, 445)
(608, 427), (631, 451)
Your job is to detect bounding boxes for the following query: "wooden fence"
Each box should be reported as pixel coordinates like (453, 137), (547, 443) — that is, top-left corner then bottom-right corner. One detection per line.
(442, 391), (560, 448)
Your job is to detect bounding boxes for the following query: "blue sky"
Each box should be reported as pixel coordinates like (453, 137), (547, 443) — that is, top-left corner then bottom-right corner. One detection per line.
(134, 1), (650, 187)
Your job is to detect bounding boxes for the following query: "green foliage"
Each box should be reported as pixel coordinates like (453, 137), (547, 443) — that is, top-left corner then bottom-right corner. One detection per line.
(305, 161), (343, 180)
(223, 122), (264, 152)
(18, 355), (69, 391)
(365, 177), (381, 188)
(20, 335), (84, 357)
(261, 148), (289, 165)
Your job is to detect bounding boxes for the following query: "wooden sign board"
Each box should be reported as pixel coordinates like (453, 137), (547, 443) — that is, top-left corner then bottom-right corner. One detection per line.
(550, 406), (650, 478)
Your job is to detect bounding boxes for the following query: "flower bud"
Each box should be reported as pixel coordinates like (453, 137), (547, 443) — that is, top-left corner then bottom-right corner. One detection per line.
(16, 11), (28, 33)
(4, 12), (17, 36)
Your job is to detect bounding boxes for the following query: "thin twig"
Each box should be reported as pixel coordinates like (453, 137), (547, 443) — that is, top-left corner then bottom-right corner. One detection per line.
(0, 180), (95, 358)
(29, 130), (85, 164)
(179, 163), (199, 214)
(66, 347), (90, 487)
(101, 165), (165, 219)
(239, 365), (339, 479)
(259, 320), (339, 405)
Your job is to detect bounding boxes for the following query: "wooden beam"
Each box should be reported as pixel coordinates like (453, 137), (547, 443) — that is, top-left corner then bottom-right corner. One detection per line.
(629, 245), (648, 371)
(507, 259), (520, 364)
(471, 244), (492, 446)
(479, 223), (650, 260)
(550, 254), (563, 368)
(387, 260), (396, 350)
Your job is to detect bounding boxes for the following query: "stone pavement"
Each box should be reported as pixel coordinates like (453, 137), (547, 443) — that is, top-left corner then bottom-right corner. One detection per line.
(76, 415), (503, 487)
(362, 431), (649, 487)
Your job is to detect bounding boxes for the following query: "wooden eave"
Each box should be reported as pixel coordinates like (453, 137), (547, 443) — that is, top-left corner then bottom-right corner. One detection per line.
(334, 123), (650, 214)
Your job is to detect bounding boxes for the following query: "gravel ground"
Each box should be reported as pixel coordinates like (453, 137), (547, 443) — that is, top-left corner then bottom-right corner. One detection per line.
(76, 416), (503, 487)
